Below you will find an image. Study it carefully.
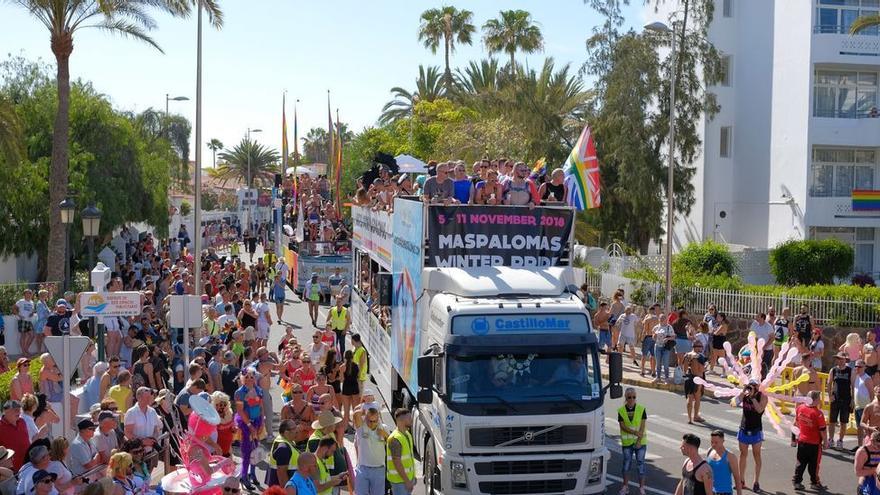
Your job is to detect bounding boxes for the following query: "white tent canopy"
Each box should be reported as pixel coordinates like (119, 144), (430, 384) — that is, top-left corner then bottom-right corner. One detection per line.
(394, 154), (428, 174)
(285, 163), (327, 176)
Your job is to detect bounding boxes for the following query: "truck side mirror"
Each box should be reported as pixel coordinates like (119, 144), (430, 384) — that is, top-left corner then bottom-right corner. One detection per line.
(608, 351), (623, 384)
(417, 388), (434, 404)
(418, 356), (434, 389)
(609, 384), (623, 399)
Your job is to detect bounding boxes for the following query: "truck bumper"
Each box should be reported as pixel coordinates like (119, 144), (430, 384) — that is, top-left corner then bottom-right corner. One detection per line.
(442, 448), (609, 495)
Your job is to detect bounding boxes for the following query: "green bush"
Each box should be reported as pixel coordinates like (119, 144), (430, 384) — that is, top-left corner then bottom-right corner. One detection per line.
(0, 359), (43, 404)
(673, 240), (737, 277)
(770, 239), (854, 285)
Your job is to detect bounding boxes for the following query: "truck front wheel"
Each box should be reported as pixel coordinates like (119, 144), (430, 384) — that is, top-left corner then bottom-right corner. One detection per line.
(423, 439), (441, 495)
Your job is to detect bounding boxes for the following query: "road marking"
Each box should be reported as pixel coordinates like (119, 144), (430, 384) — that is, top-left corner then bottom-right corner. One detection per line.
(646, 413), (792, 448)
(606, 474), (675, 495)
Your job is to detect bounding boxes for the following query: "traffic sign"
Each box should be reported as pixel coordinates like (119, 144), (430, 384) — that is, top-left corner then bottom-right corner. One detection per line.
(79, 291), (142, 317)
(170, 295), (202, 329)
(44, 336), (91, 382)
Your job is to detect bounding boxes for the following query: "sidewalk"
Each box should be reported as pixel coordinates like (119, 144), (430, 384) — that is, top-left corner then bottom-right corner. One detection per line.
(601, 354), (730, 393)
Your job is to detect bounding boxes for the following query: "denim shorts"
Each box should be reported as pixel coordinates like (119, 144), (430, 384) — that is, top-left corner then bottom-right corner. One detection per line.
(641, 337), (656, 356)
(621, 445), (647, 477)
(675, 338), (691, 353)
(599, 329), (611, 348)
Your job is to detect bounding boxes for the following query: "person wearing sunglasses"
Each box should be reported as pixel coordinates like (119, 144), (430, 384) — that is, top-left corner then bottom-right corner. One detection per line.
(618, 388), (647, 495)
(221, 477), (240, 495)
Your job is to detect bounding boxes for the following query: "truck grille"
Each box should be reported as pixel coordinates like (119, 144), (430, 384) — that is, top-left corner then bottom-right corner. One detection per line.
(468, 425), (588, 447)
(474, 459), (581, 475)
(479, 479), (577, 494)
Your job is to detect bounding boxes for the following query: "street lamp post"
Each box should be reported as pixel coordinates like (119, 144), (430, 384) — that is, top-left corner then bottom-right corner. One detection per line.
(166, 94), (190, 118)
(81, 203), (102, 359)
(59, 198), (76, 292)
(644, 21), (678, 315)
(246, 127), (262, 231)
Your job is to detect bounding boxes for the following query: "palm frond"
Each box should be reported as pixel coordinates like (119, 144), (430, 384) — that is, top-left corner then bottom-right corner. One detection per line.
(851, 14), (880, 35)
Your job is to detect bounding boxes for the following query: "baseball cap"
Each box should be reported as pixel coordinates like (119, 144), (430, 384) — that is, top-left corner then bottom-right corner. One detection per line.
(77, 419), (97, 430)
(2, 400), (20, 410)
(31, 469), (56, 488)
(98, 411), (117, 422)
(55, 299), (68, 307)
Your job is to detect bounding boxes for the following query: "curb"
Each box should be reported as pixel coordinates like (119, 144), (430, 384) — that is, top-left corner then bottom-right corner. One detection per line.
(602, 372), (684, 393)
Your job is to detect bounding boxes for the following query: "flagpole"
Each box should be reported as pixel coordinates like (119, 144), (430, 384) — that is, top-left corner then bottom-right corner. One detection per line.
(276, 91), (287, 258)
(327, 90), (334, 181)
(335, 107), (342, 214)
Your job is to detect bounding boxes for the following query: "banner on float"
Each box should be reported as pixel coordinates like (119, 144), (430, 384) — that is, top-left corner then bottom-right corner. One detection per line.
(351, 206), (393, 270)
(426, 205), (573, 268)
(351, 295), (393, 403)
(391, 198), (424, 395)
(296, 255), (352, 294)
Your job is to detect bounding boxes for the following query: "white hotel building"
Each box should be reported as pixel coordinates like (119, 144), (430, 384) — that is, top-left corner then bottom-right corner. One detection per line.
(671, 0), (880, 276)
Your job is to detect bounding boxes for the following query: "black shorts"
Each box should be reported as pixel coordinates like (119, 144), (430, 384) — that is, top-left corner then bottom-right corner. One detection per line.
(712, 335), (726, 350)
(684, 374), (703, 396)
(829, 401), (851, 425)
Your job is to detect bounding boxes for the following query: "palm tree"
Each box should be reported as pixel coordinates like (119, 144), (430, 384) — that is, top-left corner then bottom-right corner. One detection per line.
(302, 127), (329, 163)
(851, 14), (880, 35)
(215, 138), (280, 188)
(418, 6), (475, 91)
(0, 97), (23, 165)
(207, 138), (223, 168)
(7, 0), (223, 284)
(379, 65), (445, 124)
(482, 10), (544, 73)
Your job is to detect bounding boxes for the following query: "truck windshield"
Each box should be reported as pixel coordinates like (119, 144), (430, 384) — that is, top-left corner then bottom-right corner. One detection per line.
(446, 351), (601, 406)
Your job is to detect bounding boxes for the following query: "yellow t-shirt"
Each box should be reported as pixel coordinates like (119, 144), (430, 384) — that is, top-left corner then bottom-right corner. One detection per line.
(107, 385), (132, 421)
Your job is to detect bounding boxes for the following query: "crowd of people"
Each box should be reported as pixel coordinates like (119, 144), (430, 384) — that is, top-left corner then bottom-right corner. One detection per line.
(0, 220), (413, 495)
(598, 286), (880, 494)
(351, 158), (568, 211)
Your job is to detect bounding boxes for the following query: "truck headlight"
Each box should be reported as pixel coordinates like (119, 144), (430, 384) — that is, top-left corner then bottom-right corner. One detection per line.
(588, 458), (603, 484)
(450, 461), (467, 488)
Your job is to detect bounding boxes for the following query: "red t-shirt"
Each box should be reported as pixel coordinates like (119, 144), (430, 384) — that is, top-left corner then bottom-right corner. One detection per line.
(795, 403), (827, 445)
(0, 416), (30, 470)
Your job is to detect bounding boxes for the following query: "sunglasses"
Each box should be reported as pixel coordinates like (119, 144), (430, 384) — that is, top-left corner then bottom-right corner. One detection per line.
(38, 479), (54, 485)
(625, 396), (636, 399)
(223, 488), (240, 494)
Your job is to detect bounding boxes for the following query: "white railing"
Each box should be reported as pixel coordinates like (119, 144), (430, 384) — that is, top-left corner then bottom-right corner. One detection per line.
(583, 271), (879, 328)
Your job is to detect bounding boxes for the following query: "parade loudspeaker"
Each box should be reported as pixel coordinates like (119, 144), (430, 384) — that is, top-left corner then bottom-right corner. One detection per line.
(378, 273), (392, 306)
(275, 173), (283, 187)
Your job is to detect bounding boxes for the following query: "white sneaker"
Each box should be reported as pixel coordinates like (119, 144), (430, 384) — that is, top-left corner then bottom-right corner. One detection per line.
(836, 439), (844, 449)
(618, 487), (629, 495)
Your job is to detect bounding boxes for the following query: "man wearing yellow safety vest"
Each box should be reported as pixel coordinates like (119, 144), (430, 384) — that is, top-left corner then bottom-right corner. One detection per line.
(618, 387), (648, 495)
(387, 408), (417, 495)
(351, 334), (369, 394)
(325, 296), (351, 357)
(267, 419), (300, 487)
(312, 437), (347, 495)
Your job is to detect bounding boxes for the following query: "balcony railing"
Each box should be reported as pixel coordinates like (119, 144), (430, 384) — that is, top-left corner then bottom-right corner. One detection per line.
(814, 24), (879, 35)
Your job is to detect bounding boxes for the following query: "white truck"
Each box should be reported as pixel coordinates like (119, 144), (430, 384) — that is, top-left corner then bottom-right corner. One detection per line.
(350, 198), (622, 495)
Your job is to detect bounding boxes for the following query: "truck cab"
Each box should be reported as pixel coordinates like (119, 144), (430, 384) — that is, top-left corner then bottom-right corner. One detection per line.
(412, 266), (621, 495)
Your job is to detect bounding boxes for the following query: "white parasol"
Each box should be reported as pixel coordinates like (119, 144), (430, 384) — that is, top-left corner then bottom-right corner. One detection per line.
(189, 395), (220, 425)
(394, 154), (428, 173)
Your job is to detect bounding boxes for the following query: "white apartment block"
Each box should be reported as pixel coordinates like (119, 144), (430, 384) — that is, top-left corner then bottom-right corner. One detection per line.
(671, 0), (880, 276)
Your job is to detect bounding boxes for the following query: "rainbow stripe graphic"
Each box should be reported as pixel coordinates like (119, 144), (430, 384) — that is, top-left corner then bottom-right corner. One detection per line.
(852, 189), (880, 211)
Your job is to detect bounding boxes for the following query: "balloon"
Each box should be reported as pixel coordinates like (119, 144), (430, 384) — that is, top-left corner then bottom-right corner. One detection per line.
(761, 347), (801, 391)
(765, 374), (809, 394)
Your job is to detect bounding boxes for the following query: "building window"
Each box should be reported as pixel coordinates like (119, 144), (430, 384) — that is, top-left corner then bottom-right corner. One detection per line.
(811, 226), (875, 274)
(720, 126), (732, 158)
(719, 55), (732, 86)
(810, 147), (876, 197)
(723, 0), (733, 18)
(814, 70), (878, 118)
(816, 0), (879, 35)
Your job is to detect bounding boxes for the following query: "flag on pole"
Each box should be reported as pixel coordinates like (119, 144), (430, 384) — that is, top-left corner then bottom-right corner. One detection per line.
(292, 100), (299, 205)
(334, 108), (343, 212)
(530, 157), (546, 179)
(563, 124), (602, 210)
(327, 91), (335, 181)
(281, 94), (288, 169)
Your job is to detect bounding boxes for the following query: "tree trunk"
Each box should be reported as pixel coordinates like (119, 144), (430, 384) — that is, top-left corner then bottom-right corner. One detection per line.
(212, 149), (216, 169)
(46, 31), (73, 285)
(444, 37), (452, 92)
(510, 51), (516, 74)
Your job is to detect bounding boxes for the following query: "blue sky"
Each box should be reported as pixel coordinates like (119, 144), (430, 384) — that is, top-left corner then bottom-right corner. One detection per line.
(0, 1), (643, 164)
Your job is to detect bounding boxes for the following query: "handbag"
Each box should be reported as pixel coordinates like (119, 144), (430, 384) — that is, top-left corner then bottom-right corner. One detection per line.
(673, 366), (684, 385)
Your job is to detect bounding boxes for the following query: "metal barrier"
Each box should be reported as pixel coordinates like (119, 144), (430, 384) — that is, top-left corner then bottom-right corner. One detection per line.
(773, 368), (858, 435)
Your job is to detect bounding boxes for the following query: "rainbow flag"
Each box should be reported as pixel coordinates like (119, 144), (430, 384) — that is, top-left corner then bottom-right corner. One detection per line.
(530, 157), (546, 179)
(563, 124), (601, 210)
(852, 189), (880, 211)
